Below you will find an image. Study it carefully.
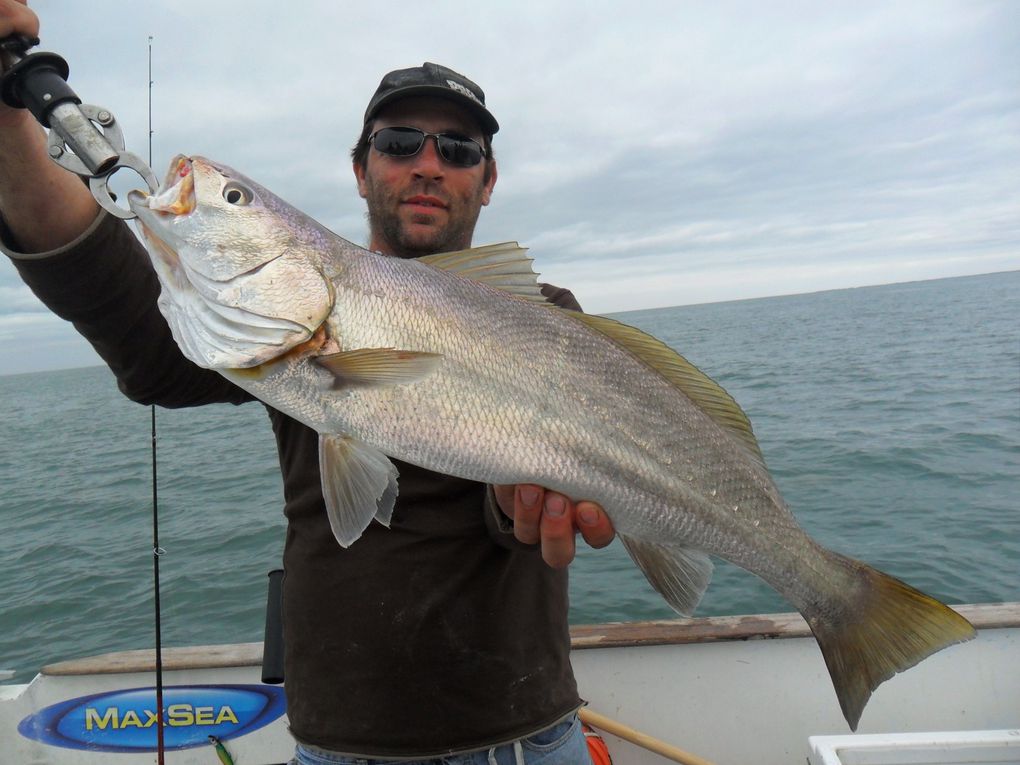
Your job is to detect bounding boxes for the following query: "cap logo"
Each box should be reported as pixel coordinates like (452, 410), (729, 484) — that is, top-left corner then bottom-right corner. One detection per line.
(445, 79), (483, 106)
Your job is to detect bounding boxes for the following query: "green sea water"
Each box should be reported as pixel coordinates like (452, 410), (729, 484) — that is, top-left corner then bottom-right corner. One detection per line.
(1, 271), (1018, 683)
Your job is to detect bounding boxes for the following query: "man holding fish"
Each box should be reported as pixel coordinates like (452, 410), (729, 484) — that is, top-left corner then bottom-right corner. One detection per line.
(2, 0), (979, 759)
(1, 2), (615, 763)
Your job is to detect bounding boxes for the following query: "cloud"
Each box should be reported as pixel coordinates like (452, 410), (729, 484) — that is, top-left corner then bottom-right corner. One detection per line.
(0, 309), (101, 374)
(0, 283), (47, 314)
(2, 0), (1017, 374)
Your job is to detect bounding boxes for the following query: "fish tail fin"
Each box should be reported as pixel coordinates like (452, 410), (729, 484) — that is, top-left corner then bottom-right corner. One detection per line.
(804, 553), (975, 731)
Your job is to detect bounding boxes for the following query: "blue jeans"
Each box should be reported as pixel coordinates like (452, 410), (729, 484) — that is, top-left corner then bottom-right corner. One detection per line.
(290, 714), (589, 765)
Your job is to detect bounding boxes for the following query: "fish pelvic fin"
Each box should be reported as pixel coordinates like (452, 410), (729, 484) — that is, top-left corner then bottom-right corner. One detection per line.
(804, 553), (976, 731)
(417, 242), (548, 303)
(314, 348), (442, 389)
(565, 312), (766, 466)
(319, 434), (399, 547)
(620, 535), (713, 616)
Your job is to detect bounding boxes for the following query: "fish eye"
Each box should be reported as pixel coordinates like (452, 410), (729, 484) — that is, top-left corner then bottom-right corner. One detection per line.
(222, 182), (253, 206)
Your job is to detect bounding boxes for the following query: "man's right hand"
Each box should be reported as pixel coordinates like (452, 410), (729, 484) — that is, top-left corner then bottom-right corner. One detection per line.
(0, 0), (38, 138)
(0, 1), (39, 86)
(0, 0), (99, 254)
(0, 1), (38, 44)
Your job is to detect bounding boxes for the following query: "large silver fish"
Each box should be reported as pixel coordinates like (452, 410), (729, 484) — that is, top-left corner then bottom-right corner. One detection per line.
(128, 155), (974, 730)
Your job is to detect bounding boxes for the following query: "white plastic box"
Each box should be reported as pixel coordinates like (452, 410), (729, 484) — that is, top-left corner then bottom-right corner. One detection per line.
(808, 729), (1020, 765)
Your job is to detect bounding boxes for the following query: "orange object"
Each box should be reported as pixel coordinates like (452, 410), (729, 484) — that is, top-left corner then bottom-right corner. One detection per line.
(583, 723), (613, 765)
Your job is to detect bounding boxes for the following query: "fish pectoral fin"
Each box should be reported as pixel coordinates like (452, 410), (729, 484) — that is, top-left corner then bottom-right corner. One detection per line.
(620, 535), (713, 617)
(318, 433), (399, 547)
(314, 348), (443, 389)
(418, 242), (548, 304)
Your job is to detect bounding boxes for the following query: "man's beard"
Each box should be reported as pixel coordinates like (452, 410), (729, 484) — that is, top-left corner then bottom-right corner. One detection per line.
(364, 178), (485, 259)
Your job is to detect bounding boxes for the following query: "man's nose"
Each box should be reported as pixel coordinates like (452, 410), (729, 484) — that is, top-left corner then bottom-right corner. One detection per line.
(411, 135), (445, 178)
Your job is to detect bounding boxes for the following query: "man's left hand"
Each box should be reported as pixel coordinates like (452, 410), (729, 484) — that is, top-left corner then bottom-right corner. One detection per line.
(492, 484), (615, 568)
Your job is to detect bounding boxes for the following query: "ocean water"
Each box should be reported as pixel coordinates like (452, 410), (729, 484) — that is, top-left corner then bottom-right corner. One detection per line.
(1, 271), (1018, 683)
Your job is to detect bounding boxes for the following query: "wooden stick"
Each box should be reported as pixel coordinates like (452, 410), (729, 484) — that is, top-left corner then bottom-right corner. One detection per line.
(579, 708), (718, 765)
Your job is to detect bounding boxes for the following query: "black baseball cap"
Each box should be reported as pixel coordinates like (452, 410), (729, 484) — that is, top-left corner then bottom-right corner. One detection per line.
(363, 62), (499, 135)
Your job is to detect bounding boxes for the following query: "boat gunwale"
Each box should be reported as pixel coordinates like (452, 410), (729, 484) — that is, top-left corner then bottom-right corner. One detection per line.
(570, 602), (1018, 648)
(36, 602), (1019, 677)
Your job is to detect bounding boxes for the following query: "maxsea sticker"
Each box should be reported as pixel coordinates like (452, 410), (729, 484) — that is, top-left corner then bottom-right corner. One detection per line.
(18, 684), (286, 752)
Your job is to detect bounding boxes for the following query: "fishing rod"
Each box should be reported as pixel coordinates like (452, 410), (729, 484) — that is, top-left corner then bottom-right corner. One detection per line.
(146, 34), (169, 765)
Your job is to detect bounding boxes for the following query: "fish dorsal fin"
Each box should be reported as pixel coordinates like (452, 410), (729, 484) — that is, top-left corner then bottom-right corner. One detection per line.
(418, 242), (548, 303)
(567, 312), (766, 465)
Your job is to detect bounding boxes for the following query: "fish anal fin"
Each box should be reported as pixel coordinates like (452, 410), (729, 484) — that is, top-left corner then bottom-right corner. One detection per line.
(315, 348), (442, 389)
(568, 312), (766, 465)
(418, 242), (548, 303)
(804, 552), (976, 730)
(620, 535), (713, 617)
(318, 433), (399, 547)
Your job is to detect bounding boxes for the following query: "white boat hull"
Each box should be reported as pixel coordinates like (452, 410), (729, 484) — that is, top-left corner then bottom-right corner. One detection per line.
(3, 604), (1017, 765)
(571, 604), (1020, 764)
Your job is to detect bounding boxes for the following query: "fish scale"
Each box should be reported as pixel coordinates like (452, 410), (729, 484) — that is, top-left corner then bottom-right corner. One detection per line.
(128, 155), (976, 731)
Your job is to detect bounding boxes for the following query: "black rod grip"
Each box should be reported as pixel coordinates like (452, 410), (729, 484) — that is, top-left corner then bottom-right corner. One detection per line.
(0, 49), (77, 125)
(261, 569), (285, 685)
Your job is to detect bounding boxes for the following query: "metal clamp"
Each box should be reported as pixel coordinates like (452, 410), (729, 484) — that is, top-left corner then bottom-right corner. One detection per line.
(88, 151), (160, 219)
(47, 104), (160, 219)
(45, 103), (125, 175)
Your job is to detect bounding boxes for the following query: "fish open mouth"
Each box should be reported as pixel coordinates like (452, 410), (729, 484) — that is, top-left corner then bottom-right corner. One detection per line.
(150, 155), (196, 214)
(126, 155), (199, 277)
(127, 155), (196, 222)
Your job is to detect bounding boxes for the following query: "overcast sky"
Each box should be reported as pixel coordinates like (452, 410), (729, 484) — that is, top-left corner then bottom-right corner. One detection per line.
(1, 0), (1017, 375)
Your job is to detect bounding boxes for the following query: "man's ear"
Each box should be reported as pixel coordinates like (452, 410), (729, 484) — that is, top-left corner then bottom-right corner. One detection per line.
(353, 161), (368, 199)
(481, 160), (497, 206)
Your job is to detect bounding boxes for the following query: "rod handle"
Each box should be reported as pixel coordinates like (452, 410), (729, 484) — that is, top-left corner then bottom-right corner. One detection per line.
(261, 569), (285, 685)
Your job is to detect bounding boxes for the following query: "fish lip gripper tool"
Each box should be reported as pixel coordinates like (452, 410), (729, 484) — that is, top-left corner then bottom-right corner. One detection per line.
(1, 33), (158, 218)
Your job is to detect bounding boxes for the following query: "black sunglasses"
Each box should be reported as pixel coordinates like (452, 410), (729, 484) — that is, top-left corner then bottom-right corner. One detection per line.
(368, 126), (486, 167)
